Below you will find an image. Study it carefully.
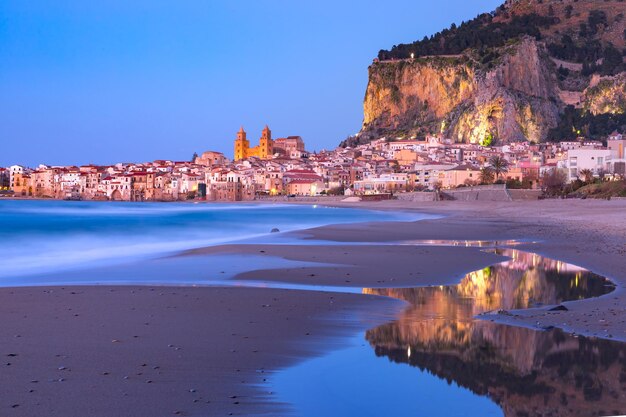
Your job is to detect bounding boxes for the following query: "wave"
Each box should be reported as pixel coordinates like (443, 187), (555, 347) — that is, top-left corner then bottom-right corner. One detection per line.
(0, 201), (292, 216)
(0, 201), (424, 279)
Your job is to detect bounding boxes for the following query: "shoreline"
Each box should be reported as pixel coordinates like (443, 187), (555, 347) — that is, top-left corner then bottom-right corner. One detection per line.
(0, 285), (401, 416)
(1, 198), (624, 416)
(300, 199), (626, 341)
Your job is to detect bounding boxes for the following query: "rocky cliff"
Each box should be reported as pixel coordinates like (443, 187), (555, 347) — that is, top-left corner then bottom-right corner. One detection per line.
(344, 0), (626, 147)
(359, 38), (560, 145)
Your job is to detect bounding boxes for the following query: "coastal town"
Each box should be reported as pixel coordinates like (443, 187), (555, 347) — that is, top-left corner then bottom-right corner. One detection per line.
(1, 126), (625, 201)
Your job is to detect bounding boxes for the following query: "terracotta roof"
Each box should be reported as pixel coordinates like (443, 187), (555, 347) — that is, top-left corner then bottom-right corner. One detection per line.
(288, 179), (319, 184)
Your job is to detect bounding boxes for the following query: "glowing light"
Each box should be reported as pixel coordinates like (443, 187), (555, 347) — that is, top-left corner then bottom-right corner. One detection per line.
(407, 346), (411, 358)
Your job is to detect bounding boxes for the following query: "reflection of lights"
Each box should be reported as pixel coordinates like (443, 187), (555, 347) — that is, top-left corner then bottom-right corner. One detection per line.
(365, 249), (613, 358)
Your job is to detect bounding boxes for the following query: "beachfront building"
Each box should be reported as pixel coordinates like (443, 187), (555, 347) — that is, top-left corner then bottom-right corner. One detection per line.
(206, 171), (255, 201)
(287, 179), (324, 196)
(106, 175), (132, 201)
(412, 162), (457, 190)
(353, 173), (408, 195)
(437, 164), (482, 188)
(9, 165), (25, 190)
(282, 169), (324, 188)
(11, 172), (32, 196)
(0, 168), (9, 190)
(130, 172), (156, 201)
(563, 148), (613, 182)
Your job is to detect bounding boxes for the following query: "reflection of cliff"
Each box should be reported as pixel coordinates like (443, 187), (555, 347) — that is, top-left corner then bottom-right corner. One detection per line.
(370, 328), (626, 417)
(364, 249), (622, 417)
(363, 249), (610, 353)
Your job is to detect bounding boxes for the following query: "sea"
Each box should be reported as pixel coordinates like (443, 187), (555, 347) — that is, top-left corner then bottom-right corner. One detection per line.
(0, 200), (419, 280)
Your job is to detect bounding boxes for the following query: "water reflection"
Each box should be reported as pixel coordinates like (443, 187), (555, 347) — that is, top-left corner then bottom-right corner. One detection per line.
(364, 249), (624, 417)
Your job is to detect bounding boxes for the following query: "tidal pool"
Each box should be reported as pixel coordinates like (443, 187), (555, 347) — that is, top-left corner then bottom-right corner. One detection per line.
(272, 248), (623, 417)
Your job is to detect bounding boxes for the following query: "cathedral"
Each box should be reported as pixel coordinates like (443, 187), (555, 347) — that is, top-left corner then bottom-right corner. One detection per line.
(234, 125), (273, 160)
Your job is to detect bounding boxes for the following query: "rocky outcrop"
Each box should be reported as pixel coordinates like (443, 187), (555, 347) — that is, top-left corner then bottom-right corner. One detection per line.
(346, 0), (626, 147)
(358, 37), (561, 145)
(583, 73), (626, 115)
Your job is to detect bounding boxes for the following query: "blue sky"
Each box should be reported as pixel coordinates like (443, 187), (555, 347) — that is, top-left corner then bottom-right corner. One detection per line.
(0, 0), (501, 166)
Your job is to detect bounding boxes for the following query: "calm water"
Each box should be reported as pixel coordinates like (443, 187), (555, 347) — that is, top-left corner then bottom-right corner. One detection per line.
(0, 200), (420, 279)
(273, 248), (622, 417)
(0, 201), (623, 417)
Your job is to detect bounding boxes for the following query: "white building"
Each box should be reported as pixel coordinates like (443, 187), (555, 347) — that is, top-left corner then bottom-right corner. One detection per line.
(9, 165), (24, 188)
(564, 149), (612, 181)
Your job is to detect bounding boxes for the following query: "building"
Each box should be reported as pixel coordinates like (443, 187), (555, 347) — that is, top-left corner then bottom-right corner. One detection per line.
(353, 173), (408, 194)
(274, 136), (305, 158)
(287, 179), (323, 196)
(11, 172), (32, 196)
(130, 172), (155, 201)
(0, 168), (10, 190)
(194, 151), (227, 167)
(438, 164), (481, 188)
(9, 165), (24, 189)
(234, 126), (274, 160)
(564, 148), (613, 181)
(106, 175), (132, 201)
(608, 137), (626, 159)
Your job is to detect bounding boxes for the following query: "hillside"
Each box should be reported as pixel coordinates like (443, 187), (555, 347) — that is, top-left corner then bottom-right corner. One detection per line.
(343, 0), (626, 147)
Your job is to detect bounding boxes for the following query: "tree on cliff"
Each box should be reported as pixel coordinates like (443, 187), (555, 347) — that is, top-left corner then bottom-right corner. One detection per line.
(488, 155), (509, 180)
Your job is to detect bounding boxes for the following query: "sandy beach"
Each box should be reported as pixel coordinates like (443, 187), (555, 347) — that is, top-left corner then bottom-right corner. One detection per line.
(0, 286), (399, 416)
(314, 198), (626, 341)
(1, 198), (625, 416)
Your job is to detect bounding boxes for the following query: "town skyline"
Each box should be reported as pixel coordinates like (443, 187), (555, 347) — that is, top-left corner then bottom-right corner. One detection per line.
(3, 127), (624, 202)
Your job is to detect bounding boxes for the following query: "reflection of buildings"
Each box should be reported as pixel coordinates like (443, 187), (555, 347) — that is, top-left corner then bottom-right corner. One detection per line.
(364, 249), (621, 417)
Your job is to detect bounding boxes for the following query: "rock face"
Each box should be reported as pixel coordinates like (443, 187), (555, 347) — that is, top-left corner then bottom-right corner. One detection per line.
(360, 38), (561, 145)
(346, 0), (626, 147)
(583, 73), (626, 115)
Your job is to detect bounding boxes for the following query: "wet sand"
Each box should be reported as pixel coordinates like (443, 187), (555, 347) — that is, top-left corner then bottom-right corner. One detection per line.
(2, 198), (625, 415)
(185, 244), (507, 288)
(295, 199), (626, 341)
(0, 286), (398, 416)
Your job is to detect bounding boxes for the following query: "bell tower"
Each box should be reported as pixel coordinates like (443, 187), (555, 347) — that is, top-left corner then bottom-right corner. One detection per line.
(259, 125), (273, 159)
(234, 126), (249, 160)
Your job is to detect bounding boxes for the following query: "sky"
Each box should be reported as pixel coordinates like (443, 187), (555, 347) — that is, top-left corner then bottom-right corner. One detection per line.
(0, 0), (502, 167)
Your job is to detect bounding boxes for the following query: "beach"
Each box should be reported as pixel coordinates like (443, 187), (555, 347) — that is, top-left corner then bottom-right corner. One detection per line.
(1, 198), (625, 416)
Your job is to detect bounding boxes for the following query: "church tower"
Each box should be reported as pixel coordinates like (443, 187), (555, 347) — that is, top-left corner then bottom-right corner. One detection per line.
(259, 125), (273, 159)
(234, 126), (249, 160)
